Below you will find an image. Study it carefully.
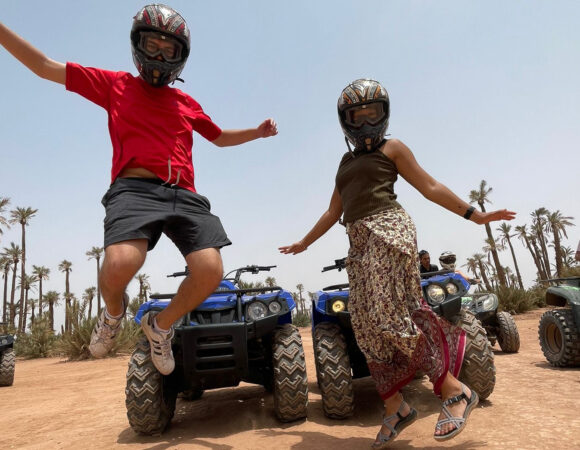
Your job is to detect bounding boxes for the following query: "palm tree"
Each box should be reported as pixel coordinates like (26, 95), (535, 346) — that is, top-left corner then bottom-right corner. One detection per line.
(4, 242), (21, 327)
(86, 246), (104, 313)
(295, 283), (306, 315)
(264, 276), (277, 287)
(546, 211), (574, 278)
(17, 273), (37, 333)
(135, 273), (151, 302)
(531, 208), (552, 277)
(28, 298), (37, 327)
(469, 180), (506, 286)
(44, 290), (60, 332)
(0, 197), (11, 240)
(472, 253), (492, 291)
(515, 224), (546, 282)
(561, 246), (576, 268)
(10, 206), (38, 330)
(497, 223), (524, 289)
(462, 257), (480, 280)
(58, 260), (73, 332)
(0, 255), (11, 323)
(83, 286), (96, 319)
(32, 265), (50, 320)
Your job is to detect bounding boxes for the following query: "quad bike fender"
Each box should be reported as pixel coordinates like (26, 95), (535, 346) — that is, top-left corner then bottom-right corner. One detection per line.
(546, 286), (580, 327)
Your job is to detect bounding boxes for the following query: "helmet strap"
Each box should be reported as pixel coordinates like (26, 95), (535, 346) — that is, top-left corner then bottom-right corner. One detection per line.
(344, 136), (355, 157)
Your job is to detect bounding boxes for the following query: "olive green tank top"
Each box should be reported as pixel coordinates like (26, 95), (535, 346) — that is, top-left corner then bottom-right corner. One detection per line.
(335, 147), (401, 223)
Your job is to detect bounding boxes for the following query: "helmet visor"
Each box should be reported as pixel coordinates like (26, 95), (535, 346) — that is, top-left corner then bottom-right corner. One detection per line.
(138, 32), (183, 63)
(440, 255), (456, 265)
(343, 102), (386, 128)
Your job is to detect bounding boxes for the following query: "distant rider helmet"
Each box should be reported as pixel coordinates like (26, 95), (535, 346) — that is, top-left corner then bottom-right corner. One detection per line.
(439, 251), (457, 271)
(337, 79), (390, 152)
(130, 4), (191, 87)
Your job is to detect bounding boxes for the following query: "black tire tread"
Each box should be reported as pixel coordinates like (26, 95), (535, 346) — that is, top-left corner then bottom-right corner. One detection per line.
(0, 348), (15, 386)
(538, 309), (580, 367)
(497, 311), (521, 353)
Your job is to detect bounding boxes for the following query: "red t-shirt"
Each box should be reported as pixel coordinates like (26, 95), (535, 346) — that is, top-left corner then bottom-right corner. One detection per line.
(65, 62), (222, 192)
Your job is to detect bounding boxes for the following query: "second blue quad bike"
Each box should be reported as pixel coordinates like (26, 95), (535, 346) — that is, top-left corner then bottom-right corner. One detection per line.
(311, 259), (496, 420)
(125, 265), (308, 435)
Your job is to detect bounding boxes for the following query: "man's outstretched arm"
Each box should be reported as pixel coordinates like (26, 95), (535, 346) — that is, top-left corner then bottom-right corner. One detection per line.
(0, 21), (65, 84)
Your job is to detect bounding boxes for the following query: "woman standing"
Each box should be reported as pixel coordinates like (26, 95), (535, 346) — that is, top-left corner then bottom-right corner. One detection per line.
(280, 79), (515, 447)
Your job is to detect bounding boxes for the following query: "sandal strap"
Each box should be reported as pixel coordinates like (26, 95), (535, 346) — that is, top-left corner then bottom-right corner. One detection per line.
(435, 416), (465, 430)
(442, 392), (467, 407)
(382, 400), (408, 424)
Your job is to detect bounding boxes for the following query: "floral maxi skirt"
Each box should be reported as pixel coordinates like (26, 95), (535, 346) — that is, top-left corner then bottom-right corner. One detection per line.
(345, 208), (466, 399)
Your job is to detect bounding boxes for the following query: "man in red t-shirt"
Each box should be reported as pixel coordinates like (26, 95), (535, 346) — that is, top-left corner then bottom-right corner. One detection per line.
(0, 4), (277, 375)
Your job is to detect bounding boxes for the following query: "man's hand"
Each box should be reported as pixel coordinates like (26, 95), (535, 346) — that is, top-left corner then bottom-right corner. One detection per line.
(257, 118), (278, 138)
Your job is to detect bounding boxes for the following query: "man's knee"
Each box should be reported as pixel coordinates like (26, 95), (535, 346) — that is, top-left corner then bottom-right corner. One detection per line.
(186, 248), (223, 286)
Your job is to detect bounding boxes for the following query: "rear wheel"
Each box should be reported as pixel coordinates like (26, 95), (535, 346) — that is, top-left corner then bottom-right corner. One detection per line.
(313, 322), (354, 419)
(538, 309), (580, 367)
(457, 310), (496, 400)
(496, 311), (520, 353)
(125, 337), (177, 435)
(272, 324), (308, 422)
(0, 348), (15, 386)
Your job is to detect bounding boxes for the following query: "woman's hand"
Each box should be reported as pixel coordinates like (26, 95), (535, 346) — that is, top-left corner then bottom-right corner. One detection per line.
(278, 241), (307, 255)
(472, 209), (516, 225)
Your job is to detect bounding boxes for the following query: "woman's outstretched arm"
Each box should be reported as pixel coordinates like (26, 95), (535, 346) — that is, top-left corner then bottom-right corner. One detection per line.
(0, 21), (65, 84)
(386, 139), (515, 224)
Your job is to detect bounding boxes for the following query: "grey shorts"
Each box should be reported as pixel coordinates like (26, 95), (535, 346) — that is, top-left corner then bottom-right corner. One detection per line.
(101, 178), (232, 256)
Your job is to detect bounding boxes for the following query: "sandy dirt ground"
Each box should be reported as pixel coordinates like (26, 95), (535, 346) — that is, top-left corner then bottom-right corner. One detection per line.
(1, 307), (579, 450)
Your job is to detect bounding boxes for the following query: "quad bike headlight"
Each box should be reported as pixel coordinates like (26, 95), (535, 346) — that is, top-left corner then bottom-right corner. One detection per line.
(426, 284), (446, 303)
(268, 301), (282, 314)
(247, 301), (268, 320)
(331, 299), (346, 313)
(480, 294), (499, 312)
(445, 283), (458, 295)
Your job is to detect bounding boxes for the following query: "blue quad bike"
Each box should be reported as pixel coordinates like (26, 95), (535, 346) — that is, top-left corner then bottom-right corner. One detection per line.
(0, 323), (15, 386)
(457, 279), (520, 353)
(125, 265), (308, 435)
(311, 259), (495, 419)
(538, 276), (580, 367)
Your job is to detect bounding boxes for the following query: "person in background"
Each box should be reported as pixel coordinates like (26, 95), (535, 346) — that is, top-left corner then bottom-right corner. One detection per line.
(419, 250), (439, 273)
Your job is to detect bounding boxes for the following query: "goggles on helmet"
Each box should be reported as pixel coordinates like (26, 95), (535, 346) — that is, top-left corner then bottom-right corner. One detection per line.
(138, 32), (183, 63)
(343, 102), (387, 128)
(440, 255), (456, 264)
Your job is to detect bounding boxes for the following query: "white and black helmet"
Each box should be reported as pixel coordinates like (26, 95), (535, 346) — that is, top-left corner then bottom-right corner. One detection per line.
(439, 251), (457, 271)
(337, 79), (390, 152)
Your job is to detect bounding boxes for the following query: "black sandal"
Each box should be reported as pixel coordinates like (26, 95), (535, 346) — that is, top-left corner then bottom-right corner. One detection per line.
(434, 383), (479, 441)
(372, 401), (418, 449)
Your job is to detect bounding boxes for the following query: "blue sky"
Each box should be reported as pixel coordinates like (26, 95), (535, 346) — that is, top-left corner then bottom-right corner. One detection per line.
(1, 1), (579, 331)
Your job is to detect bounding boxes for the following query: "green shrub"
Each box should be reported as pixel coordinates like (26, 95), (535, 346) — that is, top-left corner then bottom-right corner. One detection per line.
(14, 317), (58, 358)
(57, 317), (141, 360)
(491, 286), (547, 314)
(292, 312), (311, 327)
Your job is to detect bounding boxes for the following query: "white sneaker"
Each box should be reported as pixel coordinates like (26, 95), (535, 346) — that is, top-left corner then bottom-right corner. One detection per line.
(89, 294), (128, 358)
(141, 312), (175, 375)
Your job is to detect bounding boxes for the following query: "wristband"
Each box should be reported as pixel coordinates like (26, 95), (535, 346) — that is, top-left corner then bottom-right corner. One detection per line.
(463, 206), (475, 220)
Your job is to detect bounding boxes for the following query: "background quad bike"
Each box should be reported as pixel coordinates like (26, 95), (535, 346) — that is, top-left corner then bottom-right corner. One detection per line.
(310, 260), (495, 420)
(538, 276), (580, 367)
(125, 265), (308, 435)
(0, 323), (15, 387)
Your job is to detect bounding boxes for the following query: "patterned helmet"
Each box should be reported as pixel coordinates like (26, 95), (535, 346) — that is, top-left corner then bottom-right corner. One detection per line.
(337, 79), (390, 151)
(130, 4), (191, 87)
(439, 251), (457, 271)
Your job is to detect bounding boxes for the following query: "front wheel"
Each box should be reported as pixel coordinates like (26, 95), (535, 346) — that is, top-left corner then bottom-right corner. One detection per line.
(496, 311), (520, 353)
(457, 310), (496, 400)
(0, 348), (15, 386)
(272, 324), (308, 422)
(538, 309), (580, 367)
(125, 337), (177, 435)
(313, 322), (354, 419)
